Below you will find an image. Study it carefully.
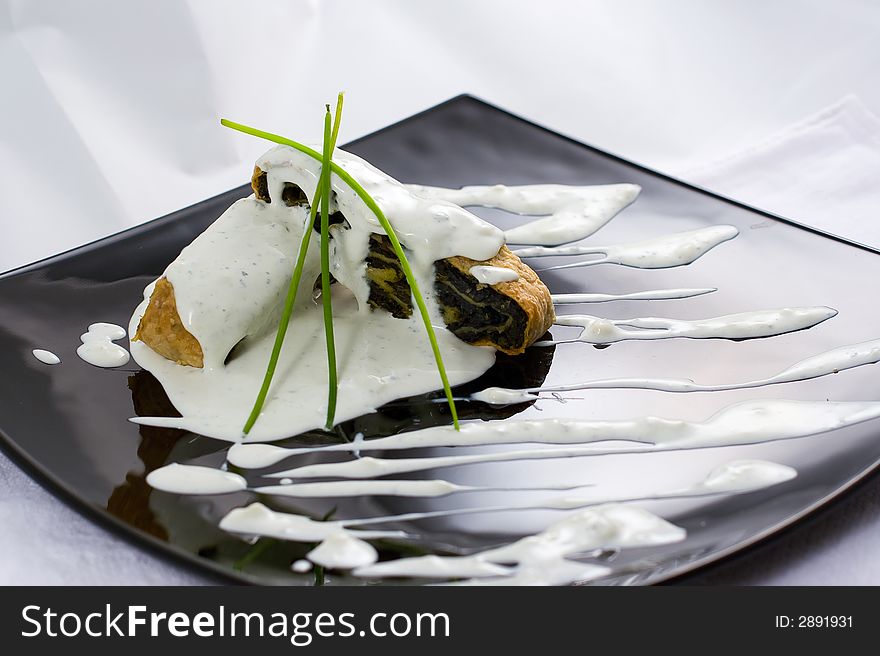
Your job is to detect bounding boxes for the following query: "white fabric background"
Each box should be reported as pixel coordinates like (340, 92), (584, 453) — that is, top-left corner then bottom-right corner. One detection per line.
(2, 0), (880, 584)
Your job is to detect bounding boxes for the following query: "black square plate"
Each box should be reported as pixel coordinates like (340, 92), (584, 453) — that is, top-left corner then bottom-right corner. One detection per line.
(2, 95), (880, 585)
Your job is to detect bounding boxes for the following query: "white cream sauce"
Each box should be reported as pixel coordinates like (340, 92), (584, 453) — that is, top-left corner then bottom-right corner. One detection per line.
(354, 555), (512, 580)
(514, 225), (739, 270)
(223, 505), (682, 585)
(32, 349), (60, 365)
(77, 323), (130, 368)
(551, 288), (716, 304)
(474, 338), (880, 401)
(340, 460), (794, 528)
(306, 533), (379, 570)
(227, 443), (293, 469)
(259, 146), (504, 295)
(252, 479), (468, 498)
(218, 460), (789, 584)
(468, 265), (520, 284)
(679, 459), (796, 494)
(146, 463), (247, 495)
(257, 434), (793, 484)
(230, 399), (880, 460)
(456, 560), (610, 586)
(130, 295), (494, 442)
(406, 183), (640, 246)
(291, 559), (312, 573)
(353, 505), (682, 585)
(546, 306), (836, 345)
(470, 388), (539, 405)
(257, 425), (819, 482)
(219, 502), (406, 542)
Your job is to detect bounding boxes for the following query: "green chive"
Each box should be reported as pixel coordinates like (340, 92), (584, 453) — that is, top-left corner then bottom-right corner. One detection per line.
(223, 108), (461, 431)
(312, 506), (337, 586)
(232, 537), (276, 571)
(319, 106), (338, 429)
(241, 100), (344, 435)
(330, 91), (344, 147)
(241, 199), (317, 435)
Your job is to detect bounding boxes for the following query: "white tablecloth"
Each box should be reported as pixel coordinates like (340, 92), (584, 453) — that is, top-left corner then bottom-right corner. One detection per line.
(2, 0), (880, 584)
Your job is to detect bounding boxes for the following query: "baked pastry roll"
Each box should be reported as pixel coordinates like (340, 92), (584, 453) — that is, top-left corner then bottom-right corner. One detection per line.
(133, 162), (554, 367)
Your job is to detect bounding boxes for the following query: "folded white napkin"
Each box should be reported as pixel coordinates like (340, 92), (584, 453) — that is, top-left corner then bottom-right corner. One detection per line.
(3, 96), (880, 585)
(678, 95), (880, 251)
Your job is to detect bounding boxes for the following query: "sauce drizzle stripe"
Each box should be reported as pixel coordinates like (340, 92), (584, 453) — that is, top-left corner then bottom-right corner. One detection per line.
(540, 306), (837, 345)
(227, 399), (880, 463)
(338, 460), (795, 525)
(551, 288), (717, 304)
(472, 337), (880, 403)
(406, 183), (640, 246)
(514, 225), (739, 270)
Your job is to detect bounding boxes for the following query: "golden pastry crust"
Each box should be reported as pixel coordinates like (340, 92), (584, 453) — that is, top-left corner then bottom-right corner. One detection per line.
(251, 166), (271, 203)
(133, 277), (204, 368)
(440, 245), (555, 355)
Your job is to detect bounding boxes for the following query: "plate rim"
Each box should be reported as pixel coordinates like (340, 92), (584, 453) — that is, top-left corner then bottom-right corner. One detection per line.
(2, 93), (878, 586)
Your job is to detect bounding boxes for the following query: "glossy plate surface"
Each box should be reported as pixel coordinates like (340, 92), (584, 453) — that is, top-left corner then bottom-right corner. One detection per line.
(1, 96), (879, 585)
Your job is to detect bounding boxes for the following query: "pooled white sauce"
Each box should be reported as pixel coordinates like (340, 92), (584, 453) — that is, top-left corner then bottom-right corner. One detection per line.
(514, 225), (739, 270)
(77, 323), (130, 368)
(475, 337), (880, 401)
(146, 463), (247, 495)
(546, 306), (836, 345)
(219, 502), (405, 542)
(353, 505), (681, 585)
(306, 533), (378, 570)
(32, 349), (60, 365)
(469, 265), (520, 284)
(131, 296), (494, 442)
(407, 183), (640, 246)
(551, 288), (716, 304)
(234, 399), (880, 459)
